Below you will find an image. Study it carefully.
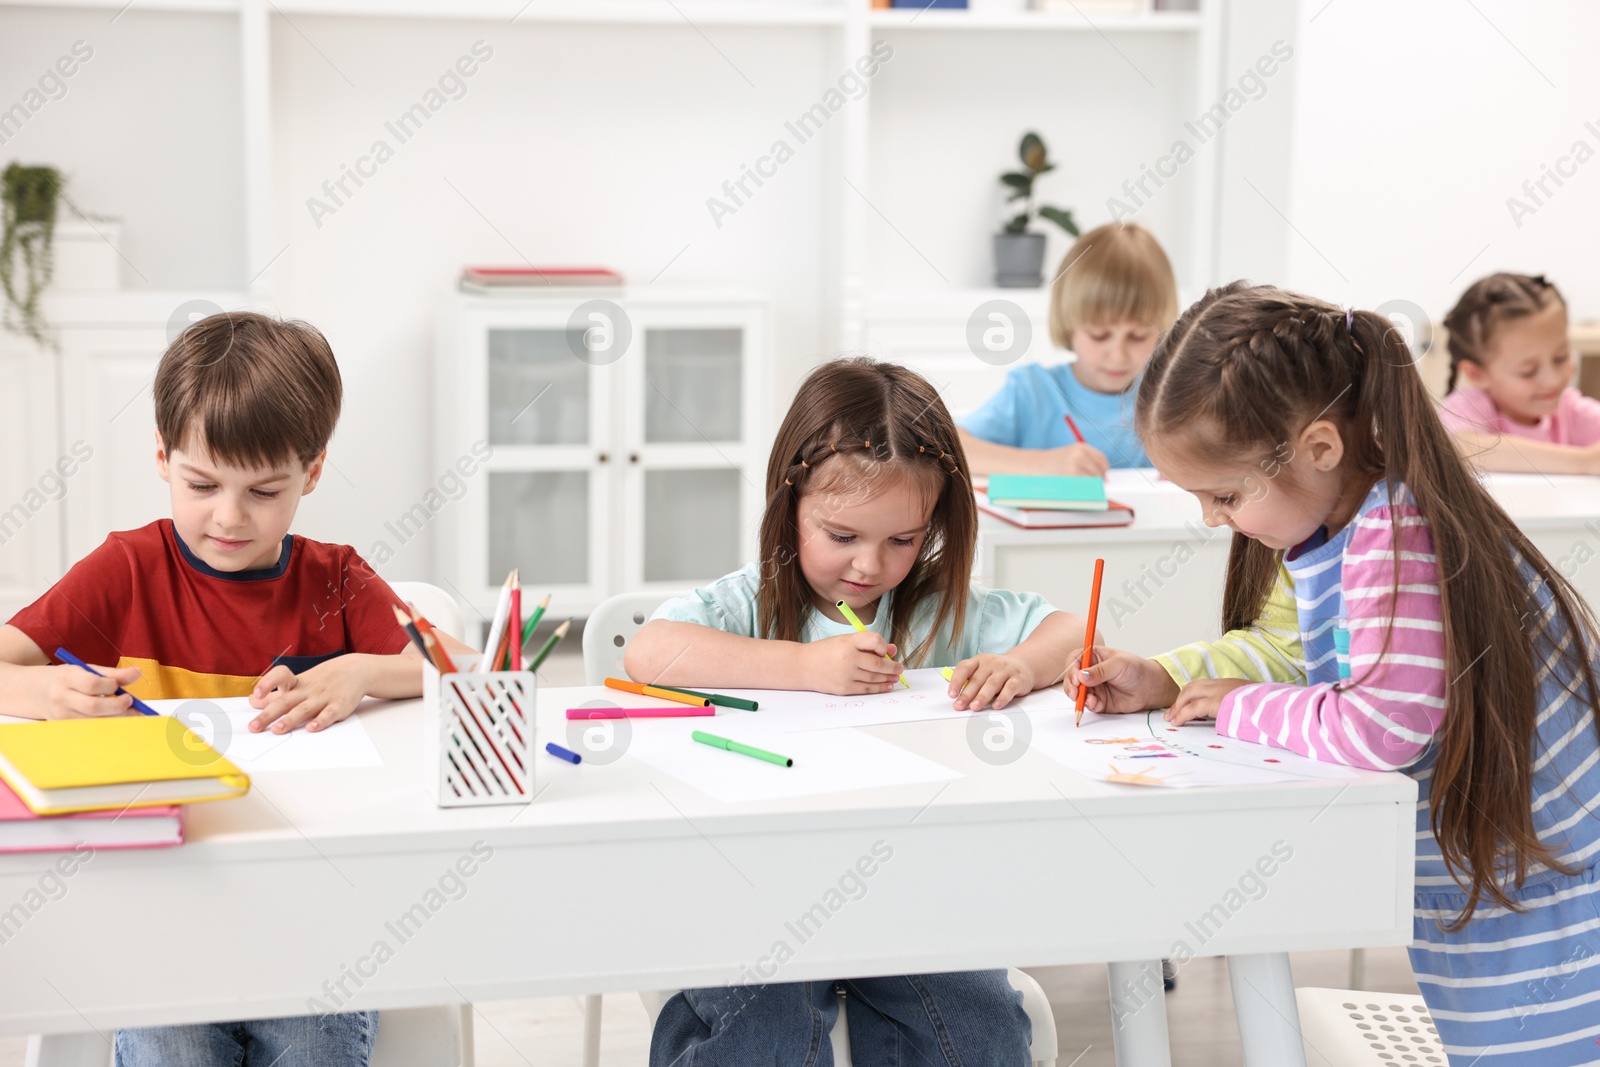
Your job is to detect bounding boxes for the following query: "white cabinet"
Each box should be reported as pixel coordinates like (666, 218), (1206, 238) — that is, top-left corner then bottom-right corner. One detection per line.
(437, 289), (769, 621)
(0, 293), (246, 620)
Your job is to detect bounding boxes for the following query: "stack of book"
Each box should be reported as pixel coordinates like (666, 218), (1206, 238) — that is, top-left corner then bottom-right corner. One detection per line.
(0, 717), (250, 853)
(976, 473), (1136, 529)
(459, 266), (624, 293)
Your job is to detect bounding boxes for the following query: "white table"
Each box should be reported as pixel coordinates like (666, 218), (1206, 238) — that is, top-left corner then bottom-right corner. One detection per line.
(0, 685), (1416, 1067)
(979, 469), (1600, 656)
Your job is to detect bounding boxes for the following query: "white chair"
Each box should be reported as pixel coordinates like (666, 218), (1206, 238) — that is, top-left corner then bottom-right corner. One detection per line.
(24, 1005), (474, 1067)
(640, 969), (1059, 1067)
(582, 593), (1059, 1067)
(388, 581), (467, 642)
(1294, 987), (1446, 1066)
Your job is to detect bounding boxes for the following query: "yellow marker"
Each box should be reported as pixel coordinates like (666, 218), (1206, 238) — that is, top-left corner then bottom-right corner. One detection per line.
(836, 600), (910, 688)
(940, 666), (971, 692)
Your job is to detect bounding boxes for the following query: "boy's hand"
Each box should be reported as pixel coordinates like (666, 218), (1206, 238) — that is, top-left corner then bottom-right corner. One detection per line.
(801, 631), (905, 695)
(41, 663), (141, 720)
(947, 653), (1034, 711)
(1047, 443), (1109, 477)
(248, 658), (367, 734)
(1166, 677), (1250, 726)
(1074, 648), (1181, 714)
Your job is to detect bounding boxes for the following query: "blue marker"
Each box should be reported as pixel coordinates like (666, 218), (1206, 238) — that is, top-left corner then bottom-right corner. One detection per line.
(545, 742), (582, 765)
(54, 647), (157, 716)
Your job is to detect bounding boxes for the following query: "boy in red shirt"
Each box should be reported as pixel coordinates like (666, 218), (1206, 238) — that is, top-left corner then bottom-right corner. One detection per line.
(0, 310), (468, 1064)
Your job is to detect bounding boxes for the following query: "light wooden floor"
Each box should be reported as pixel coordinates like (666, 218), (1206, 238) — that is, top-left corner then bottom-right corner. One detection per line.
(0, 639), (1423, 1066)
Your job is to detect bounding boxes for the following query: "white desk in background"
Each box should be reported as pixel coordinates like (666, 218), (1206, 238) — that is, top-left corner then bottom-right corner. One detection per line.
(0, 686), (1416, 1067)
(977, 469), (1600, 656)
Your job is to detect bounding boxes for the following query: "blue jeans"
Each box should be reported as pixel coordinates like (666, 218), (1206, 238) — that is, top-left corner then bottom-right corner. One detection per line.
(650, 970), (1031, 1067)
(114, 1011), (377, 1067)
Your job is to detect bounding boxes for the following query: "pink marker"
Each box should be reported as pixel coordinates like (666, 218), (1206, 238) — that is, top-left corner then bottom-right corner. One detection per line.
(566, 707), (716, 719)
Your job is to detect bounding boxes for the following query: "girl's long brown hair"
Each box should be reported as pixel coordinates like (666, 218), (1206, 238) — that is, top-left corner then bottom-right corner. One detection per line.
(1137, 281), (1600, 929)
(757, 357), (976, 667)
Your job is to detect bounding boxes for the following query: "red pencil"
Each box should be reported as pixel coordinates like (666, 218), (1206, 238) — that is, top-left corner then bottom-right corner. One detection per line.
(1074, 557), (1105, 726)
(509, 571), (522, 671)
(1063, 414), (1085, 444)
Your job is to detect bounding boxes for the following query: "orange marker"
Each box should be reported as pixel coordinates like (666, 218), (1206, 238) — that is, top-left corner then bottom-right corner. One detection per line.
(1074, 557), (1105, 727)
(603, 677), (712, 707)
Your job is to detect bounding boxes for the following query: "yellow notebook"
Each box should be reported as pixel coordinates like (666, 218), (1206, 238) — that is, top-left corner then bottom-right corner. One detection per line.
(0, 717), (250, 816)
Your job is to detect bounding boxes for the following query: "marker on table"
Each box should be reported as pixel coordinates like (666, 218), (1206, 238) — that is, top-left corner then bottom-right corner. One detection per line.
(545, 742), (582, 764)
(604, 678), (711, 707)
(567, 707), (715, 719)
(1074, 557), (1106, 727)
(940, 666), (971, 692)
(53, 647), (157, 716)
(834, 600), (909, 689)
(692, 730), (793, 768)
(650, 684), (759, 712)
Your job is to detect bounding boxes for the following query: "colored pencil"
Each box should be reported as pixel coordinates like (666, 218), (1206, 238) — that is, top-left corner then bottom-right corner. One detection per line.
(1075, 557), (1106, 726)
(603, 678), (712, 706)
(520, 593), (551, 648)
(509, 572), (522, 671)
(649, 684), (759, 712)
(835, 600), (909, 688)
(1063, 414), (1085, 444)
(692, 730), (792, 768)
(394, 605), (451, 673)
(528, 619), (571, 672)
(53, 647), (157, 716)
(404, 603), (456, 673)
(480, 570), (514, 672)
(566, 707), (715, 719)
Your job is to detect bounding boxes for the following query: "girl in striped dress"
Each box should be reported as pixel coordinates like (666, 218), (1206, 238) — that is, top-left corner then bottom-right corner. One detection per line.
(1079, 282), (1600, 1064)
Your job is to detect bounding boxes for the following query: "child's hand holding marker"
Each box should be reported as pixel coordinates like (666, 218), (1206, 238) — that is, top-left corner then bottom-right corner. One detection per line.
(1074, 648), (1180, 715)
(41, 656), (144, 719)
(944, 655), (1034, 711)
(835, 600), (910, 689)
(802, 631), (906, 695)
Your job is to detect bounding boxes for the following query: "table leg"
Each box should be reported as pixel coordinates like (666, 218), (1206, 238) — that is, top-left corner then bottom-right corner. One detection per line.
(25, 1032), (111, 1067)
(1227, 952), (1307, 1067)
(580, 994), (602, 1067)
(1105, 960), (1172, 1067)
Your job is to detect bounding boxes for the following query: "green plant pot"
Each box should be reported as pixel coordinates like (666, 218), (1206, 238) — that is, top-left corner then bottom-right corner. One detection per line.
(993, 232), (1046, 288)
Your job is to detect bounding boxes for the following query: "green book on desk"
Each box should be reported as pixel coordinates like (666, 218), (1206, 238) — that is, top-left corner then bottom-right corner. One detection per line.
(985, 474), (1108, 511)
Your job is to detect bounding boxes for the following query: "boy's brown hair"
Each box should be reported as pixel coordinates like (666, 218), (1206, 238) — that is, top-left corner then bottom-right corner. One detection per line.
(154, 311), (343, 470)
(1441, 272), (1565, 393)
(1048, 222), (1179, 349)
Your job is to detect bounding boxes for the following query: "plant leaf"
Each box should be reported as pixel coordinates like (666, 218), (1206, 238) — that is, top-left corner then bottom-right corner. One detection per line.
(1038, 205), (1080, 237)
(1003, 212), (1030, 235)
(1000, 172), (1032, 191)
(1020, 132), (1047, 172)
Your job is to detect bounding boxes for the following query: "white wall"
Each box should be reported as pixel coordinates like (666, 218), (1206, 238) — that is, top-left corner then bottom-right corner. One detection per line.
(1283, 0), (1600, 326)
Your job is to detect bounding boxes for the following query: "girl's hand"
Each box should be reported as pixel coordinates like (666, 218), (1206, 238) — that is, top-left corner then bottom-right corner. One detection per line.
(947, 654), (1034, 711)
(248, 658), (368, 734)
(1165, 678), (1251, 726)
(1047, 443), (1109, 477)
(42, 663), (141, 720)
(1074, 648), (1180, 714)
(801, 631), (905, 695)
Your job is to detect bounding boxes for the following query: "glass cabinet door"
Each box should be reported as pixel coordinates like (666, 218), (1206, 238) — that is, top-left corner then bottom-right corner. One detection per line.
(641, 467), (743, 583)
(488, 471), (591, 590)
(487, 328), (592, 447)
(644, 328), (743, 444)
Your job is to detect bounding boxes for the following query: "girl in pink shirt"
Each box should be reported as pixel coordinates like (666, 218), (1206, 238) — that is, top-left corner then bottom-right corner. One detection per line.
(1438, 272), (1600, 472)
(1079, 283), (1600, 1062)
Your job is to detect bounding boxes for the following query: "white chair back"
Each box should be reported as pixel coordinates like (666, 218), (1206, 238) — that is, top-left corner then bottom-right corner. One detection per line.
(582, 591), (678, 685)
(388, 581), (466, 641)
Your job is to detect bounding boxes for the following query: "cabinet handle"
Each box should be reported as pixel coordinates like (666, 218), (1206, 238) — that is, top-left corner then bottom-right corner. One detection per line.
(597, 452), (610, 464)
(629, 453), (640, 464)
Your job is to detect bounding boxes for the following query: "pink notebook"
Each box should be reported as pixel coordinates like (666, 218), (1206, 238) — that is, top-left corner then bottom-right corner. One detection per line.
(0, 777), (184, 854)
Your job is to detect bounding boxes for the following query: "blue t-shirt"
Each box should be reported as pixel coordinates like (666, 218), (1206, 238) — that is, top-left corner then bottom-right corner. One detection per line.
(651, 563), (1059, 667)
(959, 362), (1149, 468)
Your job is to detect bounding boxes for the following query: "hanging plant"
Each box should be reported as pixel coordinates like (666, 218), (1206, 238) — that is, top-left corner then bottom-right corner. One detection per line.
(1, 163), (62, 349)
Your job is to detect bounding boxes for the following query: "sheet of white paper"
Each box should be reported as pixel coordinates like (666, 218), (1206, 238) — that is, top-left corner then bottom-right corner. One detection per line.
(145, 697), (384, 772)
(708, 668), (981, 733)
(1026, 708), (1363, 787)
(619, 715), (960, 802)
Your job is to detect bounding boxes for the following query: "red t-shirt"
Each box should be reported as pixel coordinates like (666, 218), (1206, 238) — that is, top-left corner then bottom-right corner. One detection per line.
(8, 520), (410, 699)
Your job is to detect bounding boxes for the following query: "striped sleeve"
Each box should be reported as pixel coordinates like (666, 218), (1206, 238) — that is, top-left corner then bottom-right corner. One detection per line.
(1215, 503), (1447, 770)
(1154, 564), (1304, 686)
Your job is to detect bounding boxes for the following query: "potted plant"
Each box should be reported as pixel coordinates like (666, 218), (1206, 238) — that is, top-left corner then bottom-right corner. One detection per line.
(1, 163), (62, 348)
(994, 132), (1078, 288)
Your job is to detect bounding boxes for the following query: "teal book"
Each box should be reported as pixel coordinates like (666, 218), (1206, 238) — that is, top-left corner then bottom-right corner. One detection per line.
(985, 474), (1108, 511)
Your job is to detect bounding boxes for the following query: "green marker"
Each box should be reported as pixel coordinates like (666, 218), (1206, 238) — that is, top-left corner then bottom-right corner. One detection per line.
(835, 599), (910, 688)
(654, 684), (759, 712)
(692, 730), (793, 768)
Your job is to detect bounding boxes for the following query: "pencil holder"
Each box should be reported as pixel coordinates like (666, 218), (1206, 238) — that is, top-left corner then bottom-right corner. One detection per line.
(422, 656), (536, 808)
